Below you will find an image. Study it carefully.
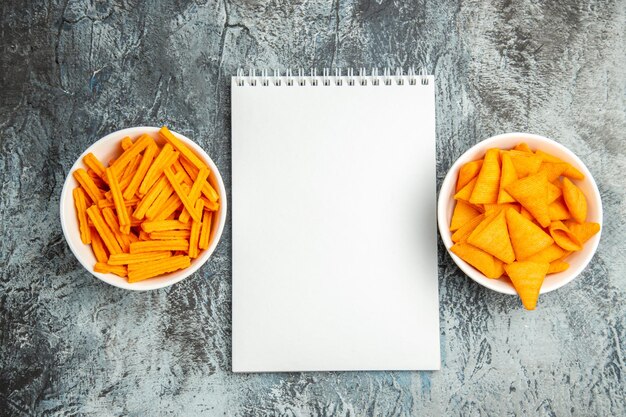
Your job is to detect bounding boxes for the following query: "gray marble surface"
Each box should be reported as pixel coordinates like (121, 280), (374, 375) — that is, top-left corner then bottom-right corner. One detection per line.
(1, 0), (625, 416)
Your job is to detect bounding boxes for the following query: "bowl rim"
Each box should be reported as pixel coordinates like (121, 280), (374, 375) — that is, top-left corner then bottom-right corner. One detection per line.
(60, 126), (227, 291)
(437, 132), (603, 295)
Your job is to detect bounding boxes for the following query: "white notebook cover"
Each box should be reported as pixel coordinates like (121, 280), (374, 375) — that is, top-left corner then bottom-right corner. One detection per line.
(231, 72), (439, 372)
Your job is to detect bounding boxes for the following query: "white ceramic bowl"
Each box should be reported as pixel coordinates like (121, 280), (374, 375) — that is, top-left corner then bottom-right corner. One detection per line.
(60, 127), (227, 291)
(438, 132), (602, 295)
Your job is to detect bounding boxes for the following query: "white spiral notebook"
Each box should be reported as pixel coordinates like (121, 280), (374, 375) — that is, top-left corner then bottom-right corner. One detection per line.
(231, 68), (439, 372)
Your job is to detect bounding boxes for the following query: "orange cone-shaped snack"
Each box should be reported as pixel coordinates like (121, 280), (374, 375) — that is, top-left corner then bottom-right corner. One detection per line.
(505, 261), (549, 310)
(456, 159), (483, 192)
(454, 176), (477, 202)
(535, 150), (584, 180)
(467, 210), (515, 264)
(548, 198), (571, 221)
(470, 149), (501, 205)
(521, 243), (565, 263)
(451, 214), (485, 243)
(498, 153), (517, 204)
(450, 242), (502, 279)
(563, 221), (600, 244)
(450, 200), (482, 231)
(538, 162), (569, 182)
(562, 178), (587, 223)
(513, 142), (532, 153)
(506, 208), (554, 260)
(505, 171), (551, 228)
(547, 260), (569, 274)
(508, 151), (542, 177)
(549, 221), (583, 251)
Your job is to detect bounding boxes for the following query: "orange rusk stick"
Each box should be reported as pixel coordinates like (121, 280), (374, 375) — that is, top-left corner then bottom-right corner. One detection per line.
(188, 199), (204, 258)
(164, 167), (201, 222)
(102, 207), (131, 252)
(97, 197), (139, 209)
(133, 171), (183, 220)
(73, 187), (92, 244)
(199, 197), (220, 212)
(198, 210), (212, 250)
(179, 167), (209, 223)
(86, 205), (123, 254)
(159, 126), (207, 171)
(90, 227), (109, 262)
(73, 169), (104, 202)
(119, 154), (143, 190)
(121, 136), (134, 150)
(112, 134), (152, 175)
(123, 142), (158, 200)
(130, 240), (189, 253)
(87, 170), (107, 189)
(141, 220), (192, 233)
(139, 144), (175, 195)
(149, 230), (191, 240)
(108, 251), (172, 265)
(153, 192), (183, 221)
(105, 167), (130, 234)
(127, 255), (191, 283)
(144, 182), (175, 220)
(180, 158), (219, 202)
(94, 262), (127, 277)
(128, 232), (140, 243)
(133, 175), (169, 220)
(138, 230), (151, 240)
(83, 153), (107, 182)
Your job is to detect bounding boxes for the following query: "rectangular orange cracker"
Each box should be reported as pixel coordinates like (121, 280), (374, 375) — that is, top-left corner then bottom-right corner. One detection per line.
(179, 167), (210, 223)
(159, 126), (207, 171)
(141, 220), (192, 233)
(129, 239), (189, 254)
(199, 197), (220, 212)
(101, 207), (131, 252)
(180, 158), (219, 203)
(123, 142), (158, 200)
(139, 144), (176, 195)
(111, 134), (152, 176)
(188, 199), (204, 258)
(149, 230), (192, 240)
(90, 227), (108, 262)
(73, 168), (104, 202)
(83, 153), (107, 182)
(94, 262), (127, 277)
(73, 187), (91, 244)
(164, 167), (201, 222)
(199, 210), (213, 250)
(107, 251), (172, 265)
(86, 205), (123, 255)
(105, 167), (130, 234)
(127, 255), (191, 283)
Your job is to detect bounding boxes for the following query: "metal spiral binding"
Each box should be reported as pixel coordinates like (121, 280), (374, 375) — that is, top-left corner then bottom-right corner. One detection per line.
(235, 67), (430, 87)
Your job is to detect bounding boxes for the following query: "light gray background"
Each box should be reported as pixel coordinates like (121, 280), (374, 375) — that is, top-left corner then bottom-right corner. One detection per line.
(1, 0), (624, 416)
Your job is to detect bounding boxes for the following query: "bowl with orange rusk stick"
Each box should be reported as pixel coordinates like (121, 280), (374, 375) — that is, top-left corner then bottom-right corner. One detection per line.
(60, 126), (227, 290)
(438, 133), (602, 310)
